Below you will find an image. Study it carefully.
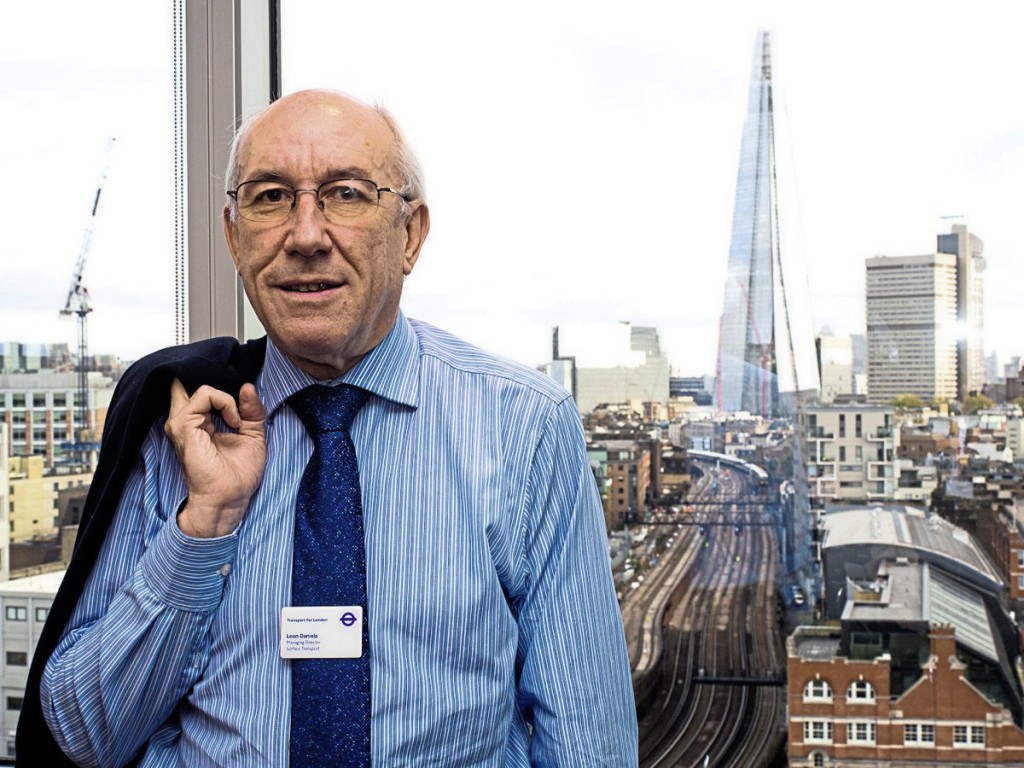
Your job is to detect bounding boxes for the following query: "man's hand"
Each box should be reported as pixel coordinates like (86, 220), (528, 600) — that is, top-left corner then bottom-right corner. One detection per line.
(165, 379), (267, 538)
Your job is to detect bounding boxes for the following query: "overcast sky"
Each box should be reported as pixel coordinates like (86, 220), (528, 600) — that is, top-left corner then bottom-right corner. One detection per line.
(3, 1), (1022, 380)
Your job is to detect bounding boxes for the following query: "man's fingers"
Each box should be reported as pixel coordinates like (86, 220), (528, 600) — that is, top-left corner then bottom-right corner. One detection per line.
(169, 378), (190, 416)
(237, 383), (267, 427)
(169, 382), (242, 427)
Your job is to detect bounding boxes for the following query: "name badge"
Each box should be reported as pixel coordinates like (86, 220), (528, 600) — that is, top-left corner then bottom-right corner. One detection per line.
(280, 606), (363, 659)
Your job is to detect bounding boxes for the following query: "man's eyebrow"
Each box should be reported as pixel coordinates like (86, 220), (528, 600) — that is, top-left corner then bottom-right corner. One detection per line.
(238, 168), (376, 184)
(322, 167), (374, 181)
(237, 170), (290, 184)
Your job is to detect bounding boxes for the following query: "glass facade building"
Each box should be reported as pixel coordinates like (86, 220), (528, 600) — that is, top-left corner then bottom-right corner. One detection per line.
(716, 31), (800, 417)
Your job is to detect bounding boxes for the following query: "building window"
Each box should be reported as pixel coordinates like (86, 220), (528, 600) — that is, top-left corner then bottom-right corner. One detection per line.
(1017, 550), (1024, 569)
(847, 680), (875, 702)
(804, 720), (833, 744)
(839, 446), (846, 462)
(839, 415), (846, 438)
(904, 723), (935, 745)
(803, 679), (833, 702)
(855, 413), (862, 438)
(847, 721), (876, 744)
(6, 697), (22, 711)
(11, 394), (25, 408)
(5, 651), (27, 666)
(53, 393), (66, 407)
(5, 606), (27, 622)
(953, 724), (985, 747)
(810, 753), (827, 768)
(1018, 575), (1024, 592)
(855, 445), (862, 461)
(35, 607), (49, 623)
(32, 393), (46, 408)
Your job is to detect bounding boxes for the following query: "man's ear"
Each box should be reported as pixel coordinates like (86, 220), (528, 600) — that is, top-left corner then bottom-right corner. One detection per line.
(223, 204), (242, 270)
(402, 202), (430, 276)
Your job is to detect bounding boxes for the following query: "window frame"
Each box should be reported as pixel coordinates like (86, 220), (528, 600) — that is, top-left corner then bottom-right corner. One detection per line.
(847, 680), (876, 703)
(5, 606), (27, 622)
(804, 720), (834, 744)
(803, 679), (833, 703)
(847, 720), (876, 745)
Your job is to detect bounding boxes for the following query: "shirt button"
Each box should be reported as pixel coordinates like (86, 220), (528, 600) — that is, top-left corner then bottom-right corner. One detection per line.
(218, 563), (232, 577)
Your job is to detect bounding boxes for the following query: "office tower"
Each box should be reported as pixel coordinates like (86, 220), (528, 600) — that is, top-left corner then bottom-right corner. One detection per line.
(937, 224), (985, 399)
(865, 253), (958, 402)
(715, 31), (812, 416)
(547, 322), (669, 414)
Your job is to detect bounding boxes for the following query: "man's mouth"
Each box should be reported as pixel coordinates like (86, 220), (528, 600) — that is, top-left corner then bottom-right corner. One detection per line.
(284, 282), (336, 293)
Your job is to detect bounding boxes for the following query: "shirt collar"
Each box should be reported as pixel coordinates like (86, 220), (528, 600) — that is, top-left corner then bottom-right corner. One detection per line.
(258, 310), (420, 419)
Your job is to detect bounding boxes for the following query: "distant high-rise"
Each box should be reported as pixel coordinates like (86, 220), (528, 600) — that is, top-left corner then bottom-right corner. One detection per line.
(865, 253), (958, 402)
(815, 332), (853, 404)
(545, 322), (669, 413)
(715, 31), (812, 416)
(937, 224), (985, 399)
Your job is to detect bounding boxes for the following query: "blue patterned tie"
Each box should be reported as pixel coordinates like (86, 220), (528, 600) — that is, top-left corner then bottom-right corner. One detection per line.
(287, 383), (371, 766)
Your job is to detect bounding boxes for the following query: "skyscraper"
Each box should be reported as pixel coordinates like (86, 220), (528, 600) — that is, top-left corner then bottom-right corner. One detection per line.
(937, 224), (985, 398)
(715, 31), (812, 416)
(865, 253), (959, 402)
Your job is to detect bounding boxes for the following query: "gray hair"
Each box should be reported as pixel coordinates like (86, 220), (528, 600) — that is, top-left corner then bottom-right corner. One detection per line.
(224, 99), (426, 220)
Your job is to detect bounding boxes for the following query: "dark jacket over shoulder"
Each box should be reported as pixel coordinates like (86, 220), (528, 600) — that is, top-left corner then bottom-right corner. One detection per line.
(16, 336), (266, 767)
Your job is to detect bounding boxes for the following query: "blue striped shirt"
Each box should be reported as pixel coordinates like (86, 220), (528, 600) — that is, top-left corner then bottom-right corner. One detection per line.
(41, 313), (638, 767)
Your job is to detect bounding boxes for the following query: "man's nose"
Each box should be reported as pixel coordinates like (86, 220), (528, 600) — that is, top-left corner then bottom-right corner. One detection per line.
(286, 190), (332, 255)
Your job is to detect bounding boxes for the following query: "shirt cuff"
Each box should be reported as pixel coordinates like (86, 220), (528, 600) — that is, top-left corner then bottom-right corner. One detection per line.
(140, 512), (239, 612)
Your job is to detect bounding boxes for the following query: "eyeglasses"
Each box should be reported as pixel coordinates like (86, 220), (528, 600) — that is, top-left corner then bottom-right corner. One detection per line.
(227, 178), (409, 224)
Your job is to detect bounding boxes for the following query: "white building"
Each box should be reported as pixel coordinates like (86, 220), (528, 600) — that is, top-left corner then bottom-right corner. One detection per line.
(866, 253), (958, 403)
(815, 332), (853, 404)
(549, 323), (669, 413)
(0, 569), (64, 761)
(804, 405), (900, 504)
(0, 427), (8, 582)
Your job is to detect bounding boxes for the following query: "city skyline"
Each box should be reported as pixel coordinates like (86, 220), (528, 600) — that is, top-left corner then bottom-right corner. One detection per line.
(3, 2), (1023, 377)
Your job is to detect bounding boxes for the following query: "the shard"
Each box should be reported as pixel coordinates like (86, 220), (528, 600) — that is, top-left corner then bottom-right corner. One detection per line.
(715, 31), (806, 417)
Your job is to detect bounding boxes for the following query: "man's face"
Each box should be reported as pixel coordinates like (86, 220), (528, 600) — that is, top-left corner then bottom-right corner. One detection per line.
(224, 91), (429, 380)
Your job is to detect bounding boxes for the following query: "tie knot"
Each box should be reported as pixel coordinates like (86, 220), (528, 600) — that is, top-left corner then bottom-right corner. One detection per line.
(287, 383), (370, 434)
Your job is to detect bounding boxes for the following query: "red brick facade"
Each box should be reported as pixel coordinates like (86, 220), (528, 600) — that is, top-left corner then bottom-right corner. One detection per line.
(788, 626), (1024, 765)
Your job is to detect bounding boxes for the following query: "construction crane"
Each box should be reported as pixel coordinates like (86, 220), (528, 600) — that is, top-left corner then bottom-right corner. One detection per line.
(60, 137), (115, 459)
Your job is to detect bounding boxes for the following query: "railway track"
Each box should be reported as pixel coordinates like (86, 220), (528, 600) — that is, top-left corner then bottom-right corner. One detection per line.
(630, 463), (786, 767)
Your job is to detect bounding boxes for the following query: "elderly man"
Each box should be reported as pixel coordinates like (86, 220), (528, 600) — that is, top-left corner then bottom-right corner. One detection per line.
(19, 90), (637, 766)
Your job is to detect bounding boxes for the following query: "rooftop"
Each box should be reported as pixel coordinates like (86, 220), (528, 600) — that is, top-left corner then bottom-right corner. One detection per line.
(823, 505), (1002, 586)
(0, 569), (66, 596)
(842, 559), (999, 664)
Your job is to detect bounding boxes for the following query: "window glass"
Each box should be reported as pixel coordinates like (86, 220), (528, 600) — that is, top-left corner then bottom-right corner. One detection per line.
(5, 652), (27, 667)
(5, 606), (27, 622)
(4, 1), (176, 374)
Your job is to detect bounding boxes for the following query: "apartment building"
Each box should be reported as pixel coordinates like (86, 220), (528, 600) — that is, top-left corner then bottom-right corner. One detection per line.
(0, 371), (113, 469)
(804, 406), (899, 504)
(7, 456), (92, 543)
(0, 570), (63, 762)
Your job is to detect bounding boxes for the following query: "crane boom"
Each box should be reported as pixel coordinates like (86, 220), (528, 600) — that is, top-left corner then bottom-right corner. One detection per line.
(62, 137), (115, 317)
(60, 137), (115, 465)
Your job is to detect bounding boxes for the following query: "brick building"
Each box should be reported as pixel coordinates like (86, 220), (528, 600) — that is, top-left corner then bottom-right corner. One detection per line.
(789, 624), (1024, 765)
(791, 506), (1024, 765)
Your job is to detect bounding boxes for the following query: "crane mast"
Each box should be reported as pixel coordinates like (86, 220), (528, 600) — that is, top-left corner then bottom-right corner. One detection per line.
(60, 137), (114, 462)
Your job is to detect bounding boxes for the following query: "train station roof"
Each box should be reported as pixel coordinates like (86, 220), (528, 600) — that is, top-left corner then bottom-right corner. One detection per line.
(822, 505), (1002, 587)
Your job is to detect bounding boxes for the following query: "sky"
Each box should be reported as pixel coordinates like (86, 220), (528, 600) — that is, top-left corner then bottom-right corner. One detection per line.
(3, 1), (1023, 381)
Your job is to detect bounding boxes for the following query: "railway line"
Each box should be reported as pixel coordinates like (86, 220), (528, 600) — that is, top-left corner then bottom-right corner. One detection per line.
(623, 459), (786, 766)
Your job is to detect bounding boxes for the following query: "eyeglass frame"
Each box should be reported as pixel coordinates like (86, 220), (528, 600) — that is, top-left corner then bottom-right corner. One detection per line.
(226, 177), (412, 223)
